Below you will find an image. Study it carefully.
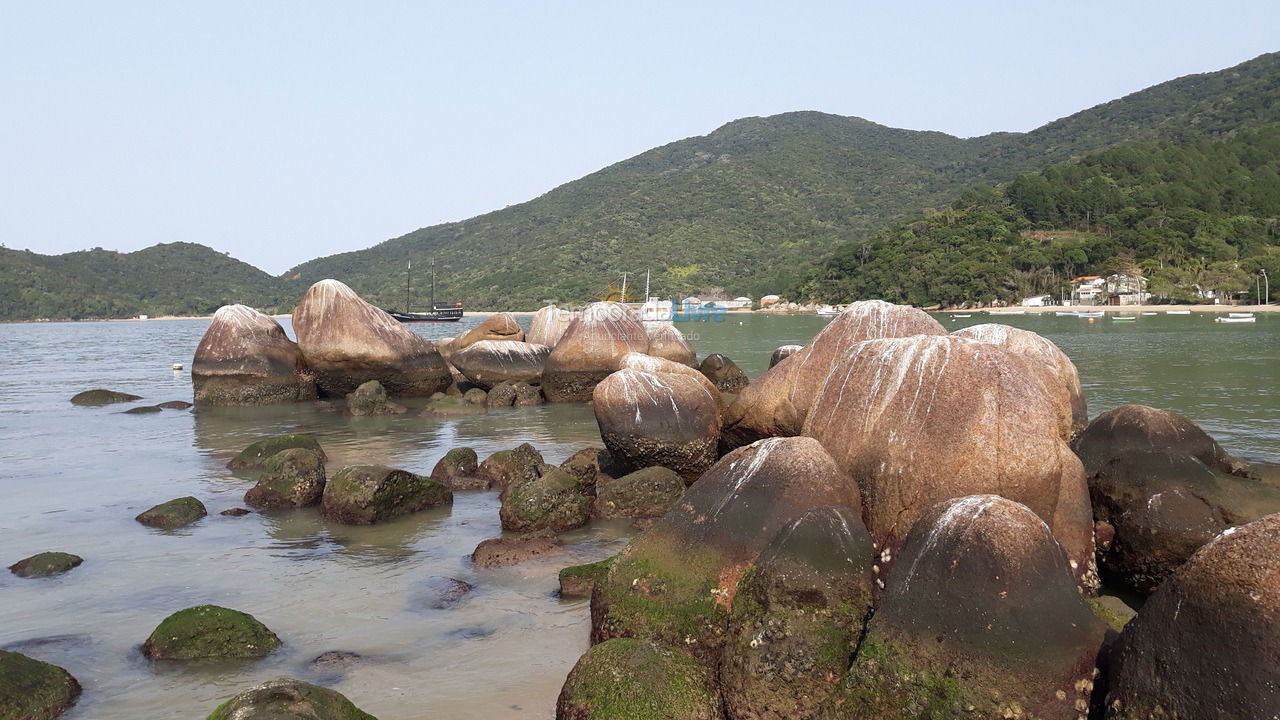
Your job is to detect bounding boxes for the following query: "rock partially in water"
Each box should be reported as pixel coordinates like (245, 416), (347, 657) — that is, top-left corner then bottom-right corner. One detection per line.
(721, 506), (875, 720)
(346, 380), (406, 416)
(206, 677), (376, 720)
(500, 468), (592, 533)
(70, 388), (142, 406)
(156, 400), (194, 410)
(559, 448), (617, 487)
(419, 393), (486, 417)
(307, 650), (362, 673)
(555, 638), (720, 720)
(220, 507), (251, 517)
(512, 382), (544, 407)
(453, 312), (525, 349)
(122, 405), (162, 414)
(136, 496), (207, 529)
(8, 552), (83, 579)
(462, 387), (487, 405)
(591, 437), (858, 664)
(697, 353), (748, 394)
(450, 340), (551, 390)
(191, 304), (317, 406)
(768, 344), (801, 368)
(472, 533), (563, 568)
(292, 278), (451, 397)
(824, 495), (1105, 720)
(431, 447), (484, 490)
(477, 443), (544, 490)
(417, 576), (474, 609)
(592, 467), (685, 523)
(486, 381), (518, 407)
(0, 649), (81, 719)
(227, 434), (325, 470)
(528, 304), (575, 347)
(559, 557), (614, 598)
(544, 302), (649, 402)
(320, 465), (452, 525)
(142, 605), (281, 660)
(244, 448), (327, 509)
(1106, 513), (1280, 719)
(592, 369), (721, 481)
(645, 323), (696, 366)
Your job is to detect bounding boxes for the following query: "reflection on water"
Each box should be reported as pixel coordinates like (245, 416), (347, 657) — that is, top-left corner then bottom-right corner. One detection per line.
(0, 312), (1275, 718)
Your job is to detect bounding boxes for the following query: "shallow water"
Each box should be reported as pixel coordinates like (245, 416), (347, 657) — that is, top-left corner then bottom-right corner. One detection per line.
(0, 311), (1275, 718)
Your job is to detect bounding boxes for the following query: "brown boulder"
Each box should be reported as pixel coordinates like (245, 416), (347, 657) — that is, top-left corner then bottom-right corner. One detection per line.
(453, 312), (525, 349)
(543, 302), (649, 402)
(472, 533), (563, 567)
(528, 304), (575, 347)
(592, 369), (722, 481)
(593, 467), (687, 523)
(645, 323), (696, 366)
(291, 279), (451, 397)
(617, 352), (724, 414)
(448, 340), (551, 389)
(698, 354), (748, 393)
(768, 344), (801, 368)
(192, 304), (316, 406)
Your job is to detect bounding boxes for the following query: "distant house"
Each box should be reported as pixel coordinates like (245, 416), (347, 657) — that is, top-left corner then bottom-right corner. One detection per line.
(1021, 294), (1052, 307)
(1070, 276), (1105, 305)
(1105, 273), (1149, 305)
(722, 296), (753, 309)
(760, 294), (782, 307)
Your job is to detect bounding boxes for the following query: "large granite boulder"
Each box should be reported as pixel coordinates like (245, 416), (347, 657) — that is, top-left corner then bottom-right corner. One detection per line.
(0, 650), (81, 719)
(192, 304), (316, 406)
(721, 506), (875, 720)
(592, 369), (722, 481)
(528, 304), (575, 347)
(499, 468), (592, 533)
(697, 354), (748, 394)
(617, 352), (724, 414)
(645, 323), (696, 366)
(768, 345), (801, 368)
(801, 334), (1096, 587)
(449, 340), (551, 389)
(8, 552), (83, 579)
(453, 312), (525, 349)
(320, 465), (452, 524)
(953, 323), (1087, 438)
(1106, 513), (1280, 719)
(722, 299), (945, 448)
(206, 678), (376, 720)
(823, 496), (1106, 720)
(291, 279), (451, 397)
(544, 302), (649, 402)
(142, 605), (280, 660)
(593, 467), (686, 523)
(591, 437), (858, 663)
(244, 448), (326, 509)
(556, 638), (721, 720)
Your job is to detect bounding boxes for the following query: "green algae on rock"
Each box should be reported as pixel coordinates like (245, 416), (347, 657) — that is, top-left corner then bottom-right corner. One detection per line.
(592, 467), (685, 523)
(135, 496), (207, 528)
(555, 638), (720, 720)
(477, 443), (544, 490)
(228, 434), (325, 470)
(419, 393), (486, 417)
(472, 532), (563, 568)
(143, 605), (280, 660)
(0, 650), (81, 720)
(8, 552), (84, 579)
(430, 447), (483, 490)
(500, 468), (591, 533)
(320, 465), (452, 525)
(206, 677), (377, 719)
(245, 448), (327, 508)
(346, 379), (405, 416)
(559, 557), (615, 598)
(70, 388), (142, 406)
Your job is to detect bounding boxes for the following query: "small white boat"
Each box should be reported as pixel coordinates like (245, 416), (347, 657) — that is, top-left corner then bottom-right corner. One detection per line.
(988, 309), (1026, 315)
(1141, 312), (1158, 316)
(1228, 312), (1255, 318)
(1216, 316), (1257, 323)
(1165, 310), (1191, 315)
(1112, 315), (1137, 321)
(1078, 311), (1105, 318)
(953, 314), (972, 318)
(816, 305), (840, 317)
(1055, 311), (1079, 317)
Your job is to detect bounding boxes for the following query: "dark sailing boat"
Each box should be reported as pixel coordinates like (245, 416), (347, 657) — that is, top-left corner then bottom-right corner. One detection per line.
(383, 259), (463, 322)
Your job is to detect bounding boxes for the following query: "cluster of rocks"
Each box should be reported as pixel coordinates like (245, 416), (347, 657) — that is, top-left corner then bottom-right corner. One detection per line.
(70, 388), (192, 414)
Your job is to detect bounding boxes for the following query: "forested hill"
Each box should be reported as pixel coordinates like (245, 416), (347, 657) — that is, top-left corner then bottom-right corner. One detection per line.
(287, 52), (1279, 309)
(0, 243), (291, 321)
(790, 122), (1280, 307)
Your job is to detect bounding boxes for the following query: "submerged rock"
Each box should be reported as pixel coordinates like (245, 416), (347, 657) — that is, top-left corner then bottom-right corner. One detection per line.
(227, 434), (325, 470)
(559, 557), (615, 598)
(645, 323), (696, 366)
(544, 302), (650, 402)
(244, 448), (327, 509)
(8, 552), (83, 579)
(192, 304), (317, 406)
(0, 649), (81, 719)
(122, 405), (162, 414)
(477, 443), (545, 490)
(592, 467), (685, 523)
(1106, 513), (1280, 719)
(592, 369), (722, 481)
(220, 507), (251, 517)
(512, 382), (544, 407)
(472, 533), (563, 567)
(431, 447), (484, 490)
(70, 388), (142, 406)
(143, 605), (280, 660)
(156, 400), (194, 410)
(136, 496), (207, 528)
(449, 340), (551, 389)
(768, 344), (801, 368)
(206, 677), (376, 720)
(697, 353), (748, 393)
(500, 468), (592, 533)
(346, 380), (405, 416)
(417, 576), (474, 609)
(824, 496), (1105, 720)
(320, 465), (452, 525)
(419, 393), (486, 417)
(453, 312), (525, 349)
(556, 638), (721, 720)
(291, 279), (451, 397)
(528, 304), (575, 347)
(307, 651), (362, 673)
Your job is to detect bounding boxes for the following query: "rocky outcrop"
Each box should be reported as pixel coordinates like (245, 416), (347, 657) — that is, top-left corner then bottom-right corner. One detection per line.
(70, 389), (141, 406)
(453, 312), (525, 350)
(142, 605), (280, 660)
(1106, 513), (1280, 719)
(556, 638), (721, 720)
(722, 299), (945, 448)
(953, 323), (1087, 438)
(559, 557), (615, 598)
(449, 340), (551, 389)
(472, 533), (563, 567)
(345, 379), (405, 415)
(136, 496), (207, 528)
(476, 443), (544, 490)
(768, 345), (801, 368)
(544, 302), (649, 402)
(721, 506), (875, 720)
(206, 678), (376, 720)
(592, 369), (722, 481)
(591, 437), (858, 663)
(698, 354), (748, 393)
(645, 323), (696, 366)
(191, 304), (316, 406)
(824, 496), (1106, 720)
(500, 468), (593, 533)
(593, 467), (686, 523)
(320, 465), (452, 524)
(8, 552), (83, 578)
(227, 434), (325, 470)
(528, 305), (575, 347)
(0, 650), (81, 719)
(291, 279), (451, 397)
(430, 447), (483, 490)
(244, 448), (326, 508)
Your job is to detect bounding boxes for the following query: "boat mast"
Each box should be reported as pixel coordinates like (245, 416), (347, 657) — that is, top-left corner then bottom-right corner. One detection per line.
(644, 269), (650, 302)
(431, 259), (437, 309)
(621, 272), (628, 303)
(406, 260), (411, 312)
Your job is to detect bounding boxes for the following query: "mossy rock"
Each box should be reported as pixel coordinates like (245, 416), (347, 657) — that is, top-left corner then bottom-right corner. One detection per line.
(430, 447), (484, 490)
(142, 605), (281, 660)
(206, 677), (377, 719)
(245, 448), (327, 508)
(559, 557), (615, 598)
(1086, 595), (1137, 633)
(555, 638), (720, 720)
(346, 379), (402, 416)
(462, 387), (488, 405)
(228, 434), (325, 470)
(8, 552), (83, 579)
(419, 394), (486, 417)
(70, 388), (141, 406)
(486, 381), (519, 407)
(321, 465), (452, 525)
(593, 467), (685, 522)
(136, 496), (207, 528)
(0, 650), (81, 720)
(500, 468), (591, 533)
(478, 443), (545, 489)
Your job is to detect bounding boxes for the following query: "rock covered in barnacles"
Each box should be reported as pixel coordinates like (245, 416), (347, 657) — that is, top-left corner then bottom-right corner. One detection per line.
(449, 340), (551, 389)
(291, 279), (451, 397)
(645, 323), (696, 366)
(769, 344), (801, 368)
(528, 304), (576, 347)
(544, 302), (650, 402)
(555, 638), (721, 720)
(192, 304), (316, 406)
(452, 312), (525, 349)
(698, 354), (748, 393)
(592, 369), (722, 481)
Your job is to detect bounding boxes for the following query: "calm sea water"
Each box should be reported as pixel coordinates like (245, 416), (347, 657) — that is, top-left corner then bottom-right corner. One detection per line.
(0, 312), (1275, 719)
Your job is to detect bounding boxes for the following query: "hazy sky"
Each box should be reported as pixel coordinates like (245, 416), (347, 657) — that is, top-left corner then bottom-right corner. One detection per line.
(3, 2), (1276, 273)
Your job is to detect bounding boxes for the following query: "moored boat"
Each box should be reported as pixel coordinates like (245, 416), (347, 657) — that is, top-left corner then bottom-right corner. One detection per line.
(1165, 310), (1192, 315)
(1216, 316), (1257, 323)
(383, 260), (463, 322)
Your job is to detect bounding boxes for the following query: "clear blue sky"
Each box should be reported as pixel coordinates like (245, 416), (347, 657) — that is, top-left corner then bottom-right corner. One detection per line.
(2, 1), (1276, 273)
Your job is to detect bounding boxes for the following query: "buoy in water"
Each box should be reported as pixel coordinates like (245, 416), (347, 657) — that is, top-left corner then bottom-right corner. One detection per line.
(172, 363), (183, 370)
